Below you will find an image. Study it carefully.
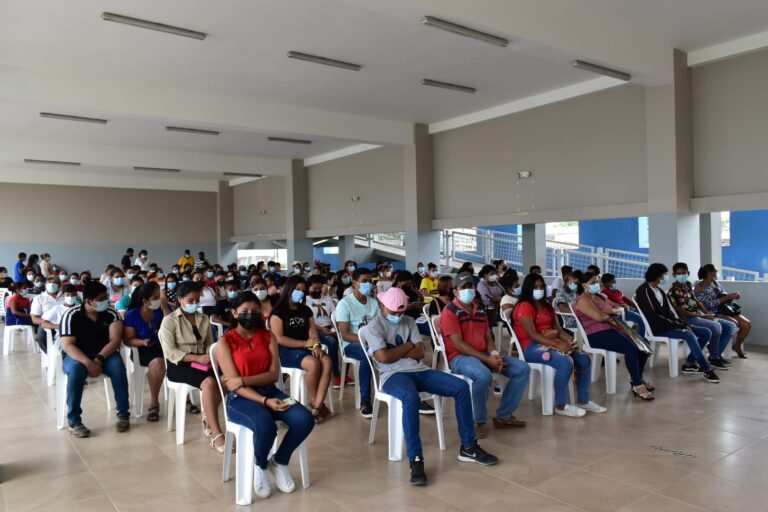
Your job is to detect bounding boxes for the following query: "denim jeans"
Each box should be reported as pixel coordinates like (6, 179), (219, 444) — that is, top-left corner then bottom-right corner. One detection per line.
(344, 343), (371, 404)
(382, 370), (475, 462)
(449, 355), (530, 423)
(319, 332), (340, 378)
(523, 344), (591, 406)
(587, 329), (648, 386)
(226, 385), (314, 469)
(62, 352), (129, 426)
(686, 317), (735, 360)
(660, 328), (710, 370)
(624, 310), (646, 338)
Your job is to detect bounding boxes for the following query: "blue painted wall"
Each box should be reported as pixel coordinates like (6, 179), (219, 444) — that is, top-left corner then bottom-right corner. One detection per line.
(723, 210), (768, 274)
(578, 217), (648, 254)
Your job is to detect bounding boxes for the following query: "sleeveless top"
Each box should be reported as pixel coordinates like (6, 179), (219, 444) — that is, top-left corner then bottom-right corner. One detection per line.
(223, 328), (272, 377)
(575, 296), (614, 336)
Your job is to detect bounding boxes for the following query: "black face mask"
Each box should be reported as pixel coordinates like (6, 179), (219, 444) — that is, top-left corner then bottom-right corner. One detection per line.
(309, 290), (322, 299)
(237, 312), (263, 330)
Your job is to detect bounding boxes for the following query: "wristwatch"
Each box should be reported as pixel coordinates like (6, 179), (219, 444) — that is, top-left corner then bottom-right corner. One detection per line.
(95, 354), (105, 363)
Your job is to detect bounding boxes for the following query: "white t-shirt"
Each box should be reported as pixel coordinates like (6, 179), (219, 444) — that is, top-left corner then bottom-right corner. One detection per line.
(650, 284), (664, 305)
(42, 304), (76, 325)
(199, 286), (217, 307)
(134, 257), (150, 271)
(30, 292), (64, 317)
(307, 295), (335, 328)
(335, 293), (380, 347)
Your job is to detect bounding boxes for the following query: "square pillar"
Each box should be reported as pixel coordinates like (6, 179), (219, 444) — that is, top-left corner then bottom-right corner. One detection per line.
(216, 180), (237, 264)
(700, 212), (722, 268)
(648, 213), (700, 270)
(286, 160), (313, 265)
(404, 124), (441, 270)
(522, 224), (546, 273)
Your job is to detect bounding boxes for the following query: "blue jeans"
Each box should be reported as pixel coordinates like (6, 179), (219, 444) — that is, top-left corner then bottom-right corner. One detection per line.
(62, 352), (129, 426)
(587, 329), (648, 386)
(226, 385), (314, 469)
(523, 344), (591, 406)
(624, 310), (646, 338)
(344, 343), (371, 404)
(449, 355), (530, 423)
(686, 317), (735, 360)
(382, 370), (475, 462)
(319, 332), (340, 378)
(660, 328), (710, 370)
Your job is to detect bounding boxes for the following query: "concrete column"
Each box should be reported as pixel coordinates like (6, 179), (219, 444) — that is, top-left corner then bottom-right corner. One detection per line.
(700, 212), (722, 268)
(403, 124), (441, 270)
(216, 180), (237, 264)
(286, 160), (313, 265)
(648, 212), (700, 269)
(522, 224), (547, 273)
(338, 235), (372, 265)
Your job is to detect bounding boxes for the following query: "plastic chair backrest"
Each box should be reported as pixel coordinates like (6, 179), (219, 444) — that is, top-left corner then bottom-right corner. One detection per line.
(209, 342), (230, 423)
(356, 327), (381, 392)
(632, 294), (656, 336)
(429, 315), (451, 372)
(567, 303), (594, 350)
(501, 308), (526, 361)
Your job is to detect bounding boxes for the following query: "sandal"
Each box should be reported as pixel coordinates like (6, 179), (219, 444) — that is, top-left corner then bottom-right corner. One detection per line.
(186, 398), (200, 414)
(201, 414), (212, 438)
(310, 404), (324, 424)
(209, 433), (225, 453)
(146, 407), (160, 422)
(643, 381), (656, 392)
(632, 384), (655, 401)
(319, 404), (334, 422)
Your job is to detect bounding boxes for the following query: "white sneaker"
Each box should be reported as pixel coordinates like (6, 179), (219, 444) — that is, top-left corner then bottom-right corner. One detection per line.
(269, 457), (296, 493)
(579, 401), (608, 413)
(554, 404), (586, 417)
(253, 464), (272, 499)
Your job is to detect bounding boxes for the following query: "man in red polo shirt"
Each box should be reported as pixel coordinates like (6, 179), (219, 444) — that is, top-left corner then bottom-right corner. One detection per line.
(441, 272), (530, 438)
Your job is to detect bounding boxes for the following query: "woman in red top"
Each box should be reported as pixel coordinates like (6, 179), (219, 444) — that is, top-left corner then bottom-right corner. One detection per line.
(6, 281), (33, 326)
(215, 291), (314, 500)
(513, 273), (605, 418)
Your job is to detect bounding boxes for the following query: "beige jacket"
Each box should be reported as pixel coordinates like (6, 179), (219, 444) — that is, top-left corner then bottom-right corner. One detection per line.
(158, 308), (213, 364)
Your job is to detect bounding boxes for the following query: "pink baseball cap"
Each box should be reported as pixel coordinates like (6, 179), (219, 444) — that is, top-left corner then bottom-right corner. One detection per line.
(377, 287), (408, 312)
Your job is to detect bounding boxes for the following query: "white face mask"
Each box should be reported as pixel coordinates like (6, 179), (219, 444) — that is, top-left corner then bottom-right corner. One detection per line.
(255, 290), (268, 301)
(147, 299), (162, 310)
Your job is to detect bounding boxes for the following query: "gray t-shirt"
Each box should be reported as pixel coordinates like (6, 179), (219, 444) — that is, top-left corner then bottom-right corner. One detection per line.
(365, 314), (429, 385)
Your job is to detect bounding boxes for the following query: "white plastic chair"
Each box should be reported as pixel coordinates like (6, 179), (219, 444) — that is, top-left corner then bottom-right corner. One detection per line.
(358, 327), (446, 461)
(428, 315), (474, 412)
(330, 311), (361, 408)
(501, 309), (574, 415)
(633, 295), (684, 378)
(46, 329), (57, 386)
(210, 320), (224, 341)
(0, 288), (8, 322)
(566, 305), (617, 394)
(277, 364), (334, 414)
(3, 324), (35, 356)
(164, 357), (203, 444)
(210, 343), (310, 505)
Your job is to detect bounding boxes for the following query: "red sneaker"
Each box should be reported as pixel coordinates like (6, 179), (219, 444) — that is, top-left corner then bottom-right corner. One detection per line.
(344, 375), (354, 386)
(332, 376), (342, 390)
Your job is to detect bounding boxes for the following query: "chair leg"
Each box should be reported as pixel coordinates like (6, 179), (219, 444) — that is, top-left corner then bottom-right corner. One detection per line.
(433, 394), (446, 451)
(46, 338), (56, 387)
(590, 352), (603, 383)
(568, 381), (575, 404)
(650, 341), (658, 368)
(166, 387), (176, 432)
(669, 341), (679, 378)
(298, 441), (310, 489)
(56, 374), (67, 429)
(3, 329), (12, 356)
(222, 430), (234, 482)
(175, 388), (188, 444)
(234, 429), (254, 506)
(528, 370), (536, 401)
(368, 399), (380, 445)
(134, 370), (146, 417)
(338, 361), (347, 400)
(541, 368), (554, 416)
(353, 364), (361, 410)
(388, 401), (404, 462)
(104, 379), (114, 410)
(605, 352), (617, 395)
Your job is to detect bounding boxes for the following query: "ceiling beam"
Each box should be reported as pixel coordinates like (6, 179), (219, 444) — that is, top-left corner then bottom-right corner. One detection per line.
(688, 29), (768, 67)
(0, 64), (415, 146)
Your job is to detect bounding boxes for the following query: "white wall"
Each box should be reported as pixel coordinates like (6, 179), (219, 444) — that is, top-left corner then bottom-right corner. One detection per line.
(232, 177), (287, 238)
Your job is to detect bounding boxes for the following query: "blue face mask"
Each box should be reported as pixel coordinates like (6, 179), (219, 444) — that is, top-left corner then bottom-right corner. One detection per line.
(182, 303), (198, 314)
(113, 277), (124, 286)
(675, 274), (688, 284)
(458, 288), (475, 304)
(358, 282), (372, 296)
(589, 283), (601, 294)
(26, 274), (35, 282)
(126, 273), (135, 280)
(206, 271), (215, 279)
(387, 314), (402, 324)
(567, 283), (578, 291)
(291, 290), (305, 303)
(227, 290), (239, 299)
(660, 275), (669, 285)
(167, 282), (177, 290)
(45, 283), (59, 294)
(70, 278), (79, 286)
(59, 274), (68, 282)
(172, 269), (180, 274)
(157, 273), (165, 279)
(533, 289), (545, 300)
(418, 267), (425, 274)
(93, 300), (109, 312)
(513, 286), (522, 295)
(268, 266), (275, 273)
(611, 283), (619, 290)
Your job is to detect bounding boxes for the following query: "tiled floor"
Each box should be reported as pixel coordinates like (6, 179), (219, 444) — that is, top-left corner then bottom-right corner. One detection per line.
(2, 328), (768, 512)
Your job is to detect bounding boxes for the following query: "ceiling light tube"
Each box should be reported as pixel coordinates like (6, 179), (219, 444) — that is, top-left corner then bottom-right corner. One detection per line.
(287, 51), (362, 71)
(421, 16), (509, 47)
(133, 166), (181, 173)
(101, 12), (207, 40)
(267, 136), (312, 145)
(24, 159), (81, 166)
(223, 172), (264, 178)
(40, 112), (108, 124)
(165, 126), (220, 136)
(571, 60), (631, 81)
(421, 78), (476, 94)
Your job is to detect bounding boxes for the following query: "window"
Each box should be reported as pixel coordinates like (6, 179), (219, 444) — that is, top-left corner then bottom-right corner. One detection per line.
(721, 211), (730, 247)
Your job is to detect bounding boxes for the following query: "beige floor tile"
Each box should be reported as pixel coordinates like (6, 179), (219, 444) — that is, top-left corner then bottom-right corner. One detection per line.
(616, 493), (709, 512)
(533, 469), (649, 512)
(584, 452), (693, 492)
(340, 486), (462, 512)
(658, 472), (768, 512)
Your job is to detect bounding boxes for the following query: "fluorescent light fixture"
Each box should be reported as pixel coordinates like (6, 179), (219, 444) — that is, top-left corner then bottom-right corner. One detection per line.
(101, 12), (207, 40)
(165, 126), (220, 136)
(421, 78), (476, 94)
(421, 16), (509, 47)
(24, 159), (81, 166)
(287, 51), (362, 71)
(40, 112), (108, 124)
(223, 172), (264, 178)
(571, 60), (631, 81)
(268, 136), (312, 145)
(517, 170), (532, 179)
(133, 166), (181, 173)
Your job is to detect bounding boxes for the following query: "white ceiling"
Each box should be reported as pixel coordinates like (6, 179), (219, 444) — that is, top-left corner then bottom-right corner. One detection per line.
(0, 0), (767, 188)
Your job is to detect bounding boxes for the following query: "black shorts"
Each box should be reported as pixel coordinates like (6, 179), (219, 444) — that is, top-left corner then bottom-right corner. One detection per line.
(166, 361), (215, 388)
(138, 344), (164, 367)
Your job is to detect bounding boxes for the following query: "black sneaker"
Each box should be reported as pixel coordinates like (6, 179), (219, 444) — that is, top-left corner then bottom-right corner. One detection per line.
(418, 401), (435, 415)
(68, 423), (91, 438)
(708, 358), (729, 370)
(721, 358), (733, 366)
(681, 364), (704, 374)
(493, 385), (501, 397)
(360, 401), (373, 419)
(703, 370), (720, 383)
(409, 457), (427, 486)
(458, 444), (499, 466)
(116, 417), (131, 432)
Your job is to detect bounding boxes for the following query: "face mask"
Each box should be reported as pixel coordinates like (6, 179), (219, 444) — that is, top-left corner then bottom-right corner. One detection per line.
(611, 283), (619, 291)
(237, 312), (263, 330)
(429, 270), (438, 278)
(46, 283), (59, 294)
(227, 290), (238, 299)
(69, 278), (79, 286)
(513, 286), (522, 295)
(27, 274), (35, 282)
(255, 290), (268, 301)
(182, 277), (190, 282)
(113, 277), (124, 286)
(386, 314), (402, 324)
(157, 273), (164, 279)
(660, 275), (669, 285)
(346, 265), (356, 272)
(309, 290), (322, 299)
(240, 270), (246, 276)
(59, 274), (67, 281)
(304, 266), (311, 273)
(384, 271), (392, 278)
(142, 277), (149, 283)
(358, 282), (372, 296)
(147, 299), (162, 310)
(34, 281), (44, 288)
(342, 276), (352, 285)
(164, 281), (176, 290)
(172, 269), (180, 274)
(488, 274), (498, 282)
(206, 271), (215, 279)
(268, 266), (275, 273)
(294, 268), (303, 274)
(567, 283), (578, 291)
(458, 288), (475, 304)
(533, 289), (546, 300)
(675, 274), (688, 284)
(418, 267), (425, 274)
(182, 303), (198, 314)
(126, 273), (135, 279)
(64, 296), (77, 306)
(93, 300), (109, 312)
(588, 283), (601, 294)
(185, 253), (190, 258)
(291, 290), (305, 303)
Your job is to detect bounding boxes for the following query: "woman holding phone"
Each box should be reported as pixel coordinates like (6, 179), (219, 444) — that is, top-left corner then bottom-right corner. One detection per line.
(215, 291), (315, 499)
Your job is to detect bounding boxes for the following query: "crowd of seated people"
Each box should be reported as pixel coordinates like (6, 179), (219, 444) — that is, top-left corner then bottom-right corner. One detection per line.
(0, 249), (753, 496)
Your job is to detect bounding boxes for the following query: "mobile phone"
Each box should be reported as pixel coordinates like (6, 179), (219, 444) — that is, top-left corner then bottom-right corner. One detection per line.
(281, 397), (297, 407)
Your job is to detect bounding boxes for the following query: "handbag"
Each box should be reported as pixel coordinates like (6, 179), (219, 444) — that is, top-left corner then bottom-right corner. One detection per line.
(717, 295), (742, 316)
(610, 317), (653, 355)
